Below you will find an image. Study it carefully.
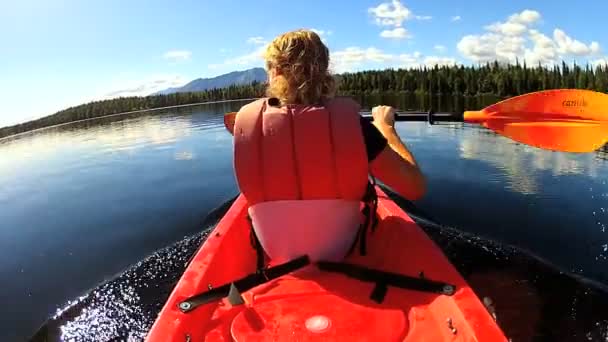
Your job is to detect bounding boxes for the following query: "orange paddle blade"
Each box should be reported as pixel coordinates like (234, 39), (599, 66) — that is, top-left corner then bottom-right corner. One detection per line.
(224, 112), (237, 135)
(482, 120), (607, 153)
(464, 89), (608, 152)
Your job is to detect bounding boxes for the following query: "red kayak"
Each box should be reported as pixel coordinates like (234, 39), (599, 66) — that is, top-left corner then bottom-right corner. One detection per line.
(146, 187), (508, 341)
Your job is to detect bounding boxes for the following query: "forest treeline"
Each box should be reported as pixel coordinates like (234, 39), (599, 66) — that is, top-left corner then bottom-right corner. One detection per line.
(0, 83), (267, 139)
(2, 61), (607, 139)
(338, 61), (608, 96)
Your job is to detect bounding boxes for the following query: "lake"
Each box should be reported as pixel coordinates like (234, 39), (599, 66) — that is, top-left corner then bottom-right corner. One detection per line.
(1, 97), (607, 341)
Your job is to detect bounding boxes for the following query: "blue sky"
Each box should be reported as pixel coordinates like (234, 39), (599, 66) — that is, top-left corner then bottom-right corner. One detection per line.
(1, 0), (607, 127)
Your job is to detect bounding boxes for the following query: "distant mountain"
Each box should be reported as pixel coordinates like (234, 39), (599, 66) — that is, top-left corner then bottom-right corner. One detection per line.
(154, 67), (267, 95)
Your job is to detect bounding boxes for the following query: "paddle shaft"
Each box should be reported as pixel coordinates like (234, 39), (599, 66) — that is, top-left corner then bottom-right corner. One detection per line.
(225, 89), (608, 152)
(359, 111), (465, 124)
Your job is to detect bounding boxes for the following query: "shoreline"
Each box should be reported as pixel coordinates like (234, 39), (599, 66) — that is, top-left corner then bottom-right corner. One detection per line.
(0, 98), (258, 142)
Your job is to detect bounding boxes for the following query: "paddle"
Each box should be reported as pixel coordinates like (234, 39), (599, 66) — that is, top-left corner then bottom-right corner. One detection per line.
(224, 89), (608, 153)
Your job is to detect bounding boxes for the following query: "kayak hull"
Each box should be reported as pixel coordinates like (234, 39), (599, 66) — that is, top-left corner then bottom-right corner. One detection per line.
(146, 187), (507, 341)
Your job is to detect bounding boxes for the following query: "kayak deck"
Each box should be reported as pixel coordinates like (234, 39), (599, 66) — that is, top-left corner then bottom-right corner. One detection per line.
(146, 188), (507, 341)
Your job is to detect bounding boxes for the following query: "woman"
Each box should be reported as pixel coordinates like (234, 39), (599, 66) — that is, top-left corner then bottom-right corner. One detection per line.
(232, 29), (426, 265)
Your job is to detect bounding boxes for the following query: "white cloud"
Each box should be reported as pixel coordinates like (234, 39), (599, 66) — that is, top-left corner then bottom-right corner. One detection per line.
(509, 9), (541, 24)
(380, 27), (411, 40)
(458, 33), (508, 63)
(368, 0), (412, 27)
(423, 56), (457, 67)
(592, 58), (608, 67)
(367, 0), (433, 39)
(209, 29), (331, 71)
(331, 47), (395, 73)
(162, 50), (192, 63)
(458, 32), (529, 63)
(483, 10), (539, 36)
(101, 74), (188, 98)
(309, 28), (332, 43)
(398, 53), (457, 68)
(486, 21), (527, 36)
(553, 29), (600, 56)
(457, 9), (601, 66)
(246, 37), (266, 45)
(434, 44), (446, 53)
(333, 46), (392, 63)
(310, 28), (332, 37)
(368, 0), (430, 27)
(331, 47), (459, 73)
(368, 1), (430, 40)
(397, 51), (422, 67)
(398, 53), (418, 68)
(451, 15), (461, 22)
(524, 29), (558, 65)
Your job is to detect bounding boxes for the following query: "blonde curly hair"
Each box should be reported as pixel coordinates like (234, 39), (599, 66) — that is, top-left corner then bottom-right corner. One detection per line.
(264, 29), (336, 105)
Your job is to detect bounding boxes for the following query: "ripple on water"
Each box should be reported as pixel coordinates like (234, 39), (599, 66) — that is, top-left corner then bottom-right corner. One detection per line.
(31, 230), (210, 342)
(30, 195), (238, 342)
(31, 192), (608, 342)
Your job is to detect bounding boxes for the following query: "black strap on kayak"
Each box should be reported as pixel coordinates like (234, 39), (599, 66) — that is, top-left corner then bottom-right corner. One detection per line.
(317, 261), (456, 303)
(348, 176), (379, 256)
(247, 214), (266, 271)
(177, 255), (310, 313)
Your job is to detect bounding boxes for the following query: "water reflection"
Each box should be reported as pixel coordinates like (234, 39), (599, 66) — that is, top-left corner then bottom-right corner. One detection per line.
(174, 151), (195, 161)
(94, 116), (194, 153)
(457, 125), (605, 195)
(0, 100), (249, 180)
(0, 100), (250, 342)
(354, 92), (608, 198)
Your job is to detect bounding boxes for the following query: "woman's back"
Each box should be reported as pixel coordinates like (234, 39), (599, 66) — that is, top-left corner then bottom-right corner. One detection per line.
(231, 29), (426, 262)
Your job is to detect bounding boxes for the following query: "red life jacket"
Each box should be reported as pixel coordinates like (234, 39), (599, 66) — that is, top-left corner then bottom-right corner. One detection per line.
(233, 97), (371, 263)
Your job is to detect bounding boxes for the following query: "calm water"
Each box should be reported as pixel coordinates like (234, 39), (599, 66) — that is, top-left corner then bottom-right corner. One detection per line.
(0, 97), (607, 341)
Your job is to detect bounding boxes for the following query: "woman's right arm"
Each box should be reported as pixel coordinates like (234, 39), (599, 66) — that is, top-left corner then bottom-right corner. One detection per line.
(369, 106), (426, 201)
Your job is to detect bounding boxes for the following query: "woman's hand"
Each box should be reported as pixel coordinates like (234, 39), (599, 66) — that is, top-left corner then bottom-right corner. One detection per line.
(371, 105), (396, 134)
